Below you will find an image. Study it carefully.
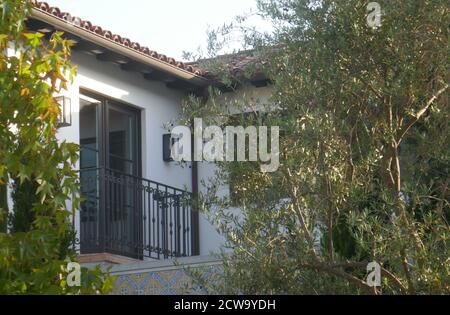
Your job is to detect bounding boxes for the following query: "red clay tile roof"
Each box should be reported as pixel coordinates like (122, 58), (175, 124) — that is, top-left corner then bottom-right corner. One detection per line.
(31, 1), (206, 77)
(189, 50), (268, 81)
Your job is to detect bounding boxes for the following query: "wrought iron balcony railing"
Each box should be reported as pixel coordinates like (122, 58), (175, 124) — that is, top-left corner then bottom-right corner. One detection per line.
(78, 168), (196, 260)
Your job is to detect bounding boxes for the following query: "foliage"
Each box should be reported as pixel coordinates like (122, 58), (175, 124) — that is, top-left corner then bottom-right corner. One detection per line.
(9, 177), (39, 232)
(182, 0), (449, 294)
(0, 184), (6, 232)
(0, 0), (113, 294)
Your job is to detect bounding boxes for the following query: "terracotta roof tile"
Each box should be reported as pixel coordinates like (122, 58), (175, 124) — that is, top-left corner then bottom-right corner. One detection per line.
(188, 51), (266, 80)
(31, 1), (207, 77)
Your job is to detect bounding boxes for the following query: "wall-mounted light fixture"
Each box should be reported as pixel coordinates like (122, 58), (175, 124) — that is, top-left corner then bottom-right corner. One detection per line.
(163, 133), (175, 162)
(55, 96), (71, 127)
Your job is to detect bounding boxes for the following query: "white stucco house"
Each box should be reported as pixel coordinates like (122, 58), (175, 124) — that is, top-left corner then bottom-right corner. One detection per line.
(22, 2), (271, 270)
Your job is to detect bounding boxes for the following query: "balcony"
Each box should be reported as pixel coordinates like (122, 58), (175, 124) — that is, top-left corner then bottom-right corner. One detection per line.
(77, 168), (197, 260)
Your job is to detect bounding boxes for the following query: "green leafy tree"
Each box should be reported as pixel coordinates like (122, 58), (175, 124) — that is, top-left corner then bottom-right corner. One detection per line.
(0, 185), (7, 233)
(0, 0), (114, 294)
(9, 177), (39, 232)
(182, 0), (449, 294)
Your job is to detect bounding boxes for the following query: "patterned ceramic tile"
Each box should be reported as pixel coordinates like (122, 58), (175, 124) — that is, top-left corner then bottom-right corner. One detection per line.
(111, 264), (222, 295)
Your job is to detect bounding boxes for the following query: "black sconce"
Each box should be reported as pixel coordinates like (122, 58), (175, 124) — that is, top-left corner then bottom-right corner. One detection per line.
(163, 133), (175, 162)
(55, 96), (71, 127)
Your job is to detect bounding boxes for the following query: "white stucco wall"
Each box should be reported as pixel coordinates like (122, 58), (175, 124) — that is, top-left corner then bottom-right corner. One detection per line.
(5, 44), (275, 258)
(6, 43), (275, 257)
(215, 83), (274, 115)
(57, 51), (227, 256)
(196, 84), (275, 256)
(70, 52), (193, 190)
(197, 161), (227, 256)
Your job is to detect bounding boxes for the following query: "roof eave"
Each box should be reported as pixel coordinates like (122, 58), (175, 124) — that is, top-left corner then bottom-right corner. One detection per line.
(31, 8), (210, 87)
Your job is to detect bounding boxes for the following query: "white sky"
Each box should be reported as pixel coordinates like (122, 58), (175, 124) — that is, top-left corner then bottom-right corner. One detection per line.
(46, 0), (269, 61)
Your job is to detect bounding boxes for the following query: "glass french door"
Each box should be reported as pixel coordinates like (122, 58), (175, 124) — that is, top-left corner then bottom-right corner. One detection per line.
(79, 91), (141, 258)
(106, 103), (139, 175)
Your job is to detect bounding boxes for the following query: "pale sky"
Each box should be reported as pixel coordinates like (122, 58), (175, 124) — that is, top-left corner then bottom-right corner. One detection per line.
(46, 0), (269, 61)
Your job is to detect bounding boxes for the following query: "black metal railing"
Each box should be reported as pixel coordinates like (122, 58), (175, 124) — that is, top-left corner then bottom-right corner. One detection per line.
(79, 168), (195, 259)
